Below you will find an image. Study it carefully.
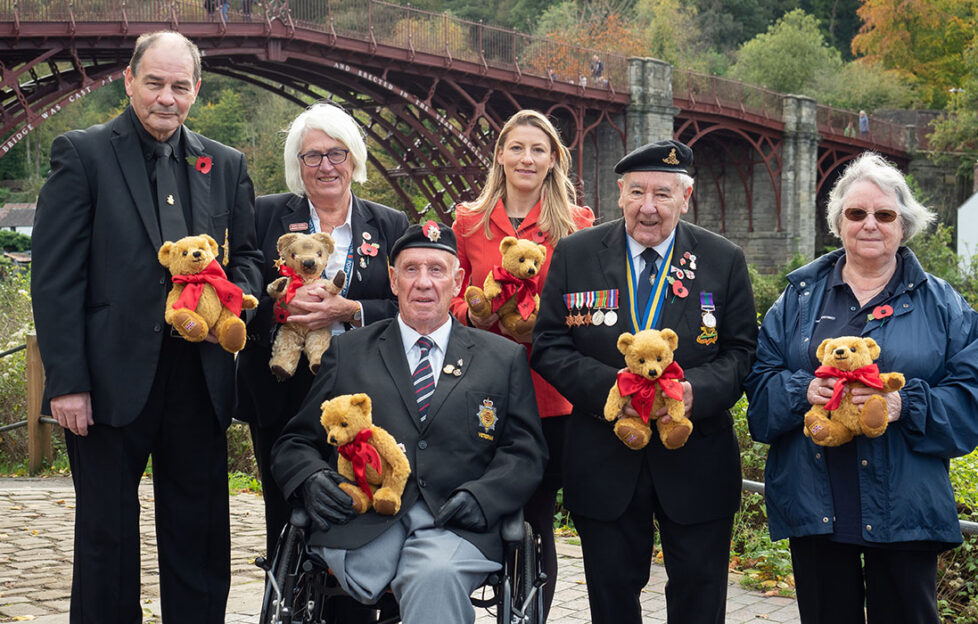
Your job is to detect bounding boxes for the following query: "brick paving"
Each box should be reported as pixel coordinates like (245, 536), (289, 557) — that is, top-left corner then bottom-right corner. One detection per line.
(0, 477), (800, 623)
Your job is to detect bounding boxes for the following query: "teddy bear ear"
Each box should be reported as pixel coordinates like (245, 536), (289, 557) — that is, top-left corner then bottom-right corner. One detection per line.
(313, 232), (336, 254)
(537, 243), (547, 259)
(277, 233), (299, 256)
(201, 234), (219, 256)
(863, 338), (881, 360)
(350, 393), (371, 412)
(616, 332), (635, 354)
(816, 339), (832, 362)
(157, 242), (174, 266)
(660, 328), (679, 351)
(499, 236), (517, 253)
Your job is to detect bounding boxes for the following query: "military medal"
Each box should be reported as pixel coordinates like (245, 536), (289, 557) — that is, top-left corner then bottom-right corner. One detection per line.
(697, 292), (718, 344)
(583, 291), (597, 326)
(454, 359), (463, 376)
(604, 289), (619, 326)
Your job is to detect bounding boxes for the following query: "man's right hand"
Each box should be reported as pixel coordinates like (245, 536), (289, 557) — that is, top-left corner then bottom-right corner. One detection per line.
(50, 392), (94, 437)
(301, 469), (358, 532)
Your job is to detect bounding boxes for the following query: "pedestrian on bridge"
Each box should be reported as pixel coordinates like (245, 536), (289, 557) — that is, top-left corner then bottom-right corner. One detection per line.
(745, 152), (978, 624)
(31, 31), (262, 624)
(451, 109), (593, 621)
(531, 139), (758, 624)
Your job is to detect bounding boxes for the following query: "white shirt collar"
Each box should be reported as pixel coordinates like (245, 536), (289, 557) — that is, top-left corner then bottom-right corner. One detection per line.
(626, 227), (676, 268)
(307, 194), (353, 233)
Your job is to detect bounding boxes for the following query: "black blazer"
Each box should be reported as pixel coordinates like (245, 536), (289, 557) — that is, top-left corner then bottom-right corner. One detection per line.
(235, 192), (409, 428)
(31, 109), (262, 427)
(531, 219), (757, 523)
(271, 318), (546, 562)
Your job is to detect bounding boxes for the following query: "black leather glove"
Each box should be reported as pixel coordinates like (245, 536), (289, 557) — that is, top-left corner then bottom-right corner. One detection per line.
(301, 468), (357, 532)
(434, 491), (487, 532)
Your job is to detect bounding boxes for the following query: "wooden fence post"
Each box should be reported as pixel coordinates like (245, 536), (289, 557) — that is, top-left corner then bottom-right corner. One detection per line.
(26, 333), (51, 475)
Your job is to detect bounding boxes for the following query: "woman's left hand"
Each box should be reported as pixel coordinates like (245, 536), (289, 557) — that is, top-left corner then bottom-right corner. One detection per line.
(850, 386), (902, 422)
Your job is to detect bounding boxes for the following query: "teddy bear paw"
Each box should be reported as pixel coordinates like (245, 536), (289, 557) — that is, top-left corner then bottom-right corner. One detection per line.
(860, 397), (888, 436)
(372, 488), (401, 516)
(171, 309), (208, 342)
(339, 482), (371, 514)
(614, 419), (652, 450)
(661, 421), (693, 450)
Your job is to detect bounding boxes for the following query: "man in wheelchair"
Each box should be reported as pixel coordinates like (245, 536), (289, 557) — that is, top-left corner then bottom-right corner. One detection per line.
(271, 221), (547, 623)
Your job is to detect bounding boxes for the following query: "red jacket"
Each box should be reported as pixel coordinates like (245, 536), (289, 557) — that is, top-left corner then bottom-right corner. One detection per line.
(452, 198), (594, 417)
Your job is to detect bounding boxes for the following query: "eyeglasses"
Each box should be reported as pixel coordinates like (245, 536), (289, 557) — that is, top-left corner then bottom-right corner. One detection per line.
(843, 207), (899, 223)
(298, 148), (350, 167)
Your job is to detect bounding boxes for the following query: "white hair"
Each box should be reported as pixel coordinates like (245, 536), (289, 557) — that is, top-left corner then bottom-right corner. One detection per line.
(283, 102), (368, 196)
(826, 152), (934, 242)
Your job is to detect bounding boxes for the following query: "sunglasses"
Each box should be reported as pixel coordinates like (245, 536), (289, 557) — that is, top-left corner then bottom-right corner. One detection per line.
(843, 208), (899, 223)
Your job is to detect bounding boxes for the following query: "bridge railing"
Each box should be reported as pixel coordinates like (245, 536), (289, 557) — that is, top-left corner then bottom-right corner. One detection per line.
(673, 69), (785, 125)
(816, 104), (914, 153)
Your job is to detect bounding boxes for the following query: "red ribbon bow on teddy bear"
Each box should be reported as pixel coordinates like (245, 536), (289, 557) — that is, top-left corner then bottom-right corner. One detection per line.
(489, 266), (541, 321)
(814, 363), (884, 411)
(615, 361), (685, 425)
(338, 429), (383, 501)
(272, 264), (306, 323)
(171, 260), (246, 315)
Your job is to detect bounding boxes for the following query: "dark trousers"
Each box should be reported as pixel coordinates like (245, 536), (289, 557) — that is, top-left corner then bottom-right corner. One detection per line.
(572, 458), (732, 624)
(790, 536), (940, 624)
(522, 414), (567, 621)
(65, 338), (230, 624)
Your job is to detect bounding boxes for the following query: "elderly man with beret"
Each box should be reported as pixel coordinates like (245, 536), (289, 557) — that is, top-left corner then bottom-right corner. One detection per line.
(531, 140), (758, 623)
(271, 221), (546, 624)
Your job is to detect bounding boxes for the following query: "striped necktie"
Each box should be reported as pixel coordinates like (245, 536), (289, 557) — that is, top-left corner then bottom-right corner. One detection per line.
(412, 336), (435, 422)
(636, 247), (659, 312)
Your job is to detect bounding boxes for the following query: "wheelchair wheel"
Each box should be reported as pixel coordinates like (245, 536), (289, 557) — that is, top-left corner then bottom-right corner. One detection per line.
(512, 521), (542, 624)
(260, 523), (331, 624)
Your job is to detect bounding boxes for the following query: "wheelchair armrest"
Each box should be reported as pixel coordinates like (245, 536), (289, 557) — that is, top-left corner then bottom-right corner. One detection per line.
(290, 507), (311, 528)
(500, 509), (525, 544)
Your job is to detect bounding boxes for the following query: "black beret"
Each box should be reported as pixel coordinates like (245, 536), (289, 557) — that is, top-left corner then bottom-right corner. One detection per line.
(614, 139), (693, 175)
(390, 220), (457, 261)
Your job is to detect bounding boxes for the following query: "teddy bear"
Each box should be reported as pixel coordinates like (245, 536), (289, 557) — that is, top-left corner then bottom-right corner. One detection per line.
(319, 393), (411, 515)
(603, 328), (692, 450)
(158, 234), (258, 354)
(267, 232), (346, 380)
(464, 236), (547, 336)
(804, 336), (905, 447)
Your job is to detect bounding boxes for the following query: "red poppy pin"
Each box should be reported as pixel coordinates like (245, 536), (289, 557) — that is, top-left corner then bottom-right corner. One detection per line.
(358, 241), (379, 257)
(868, 304), (893, 322)
(423, 220), (441, 242)
(672, 280), (689, 298)
(186, 155), (212, 174)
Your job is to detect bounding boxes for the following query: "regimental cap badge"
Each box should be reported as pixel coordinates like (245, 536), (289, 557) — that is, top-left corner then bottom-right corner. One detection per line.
(423, 220), (441, 242)
(662, 148), (680, 165)
(477, 398), (497, 432)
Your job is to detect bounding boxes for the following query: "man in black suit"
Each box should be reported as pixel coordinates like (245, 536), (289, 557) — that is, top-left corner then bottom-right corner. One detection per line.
(531, 140), (757, 624)
(31, 31), (261, 624)
(271, 222), (546, 623)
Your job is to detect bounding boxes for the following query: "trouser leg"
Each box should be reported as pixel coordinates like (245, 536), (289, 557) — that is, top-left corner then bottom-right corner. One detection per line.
(789, 536), (866, 624)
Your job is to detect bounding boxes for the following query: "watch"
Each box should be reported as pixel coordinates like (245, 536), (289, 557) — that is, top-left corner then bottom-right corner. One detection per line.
(351, 303), (363, 324)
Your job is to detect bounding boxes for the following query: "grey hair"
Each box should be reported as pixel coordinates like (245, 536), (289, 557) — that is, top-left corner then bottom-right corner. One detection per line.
(283, 102), (368, 196)
(826, 152), (934, 243)
(129, 31), (201, 84)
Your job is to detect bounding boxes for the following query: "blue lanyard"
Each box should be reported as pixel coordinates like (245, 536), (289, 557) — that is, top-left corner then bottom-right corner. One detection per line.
(308, 214), (354, 297)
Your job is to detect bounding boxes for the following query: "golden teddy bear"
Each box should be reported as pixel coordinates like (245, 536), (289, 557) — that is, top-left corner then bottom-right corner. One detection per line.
(158, 234), (257, 354)
(603, 328), (692, 450)
(319, 393), (411, 515)
(464, 236), (547, 336)
(804, 336), (905, 447)
(267, 232), (346, 380)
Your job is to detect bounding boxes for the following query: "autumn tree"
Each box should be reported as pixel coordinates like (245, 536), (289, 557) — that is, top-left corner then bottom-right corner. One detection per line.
(729, 9), (842, 95)
(928, 38), (978, 177)
(633, 0), (701, 67)
(851, 0), (978, 108)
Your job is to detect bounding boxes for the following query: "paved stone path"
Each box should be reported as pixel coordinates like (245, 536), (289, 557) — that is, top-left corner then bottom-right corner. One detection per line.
(0, 477), (801, 623)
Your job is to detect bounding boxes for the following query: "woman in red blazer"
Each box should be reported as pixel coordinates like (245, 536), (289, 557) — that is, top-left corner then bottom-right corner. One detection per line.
(451, 109), (593, 620)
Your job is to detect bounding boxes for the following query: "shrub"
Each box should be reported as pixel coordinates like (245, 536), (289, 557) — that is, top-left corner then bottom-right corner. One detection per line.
(0, 263), (33, 471)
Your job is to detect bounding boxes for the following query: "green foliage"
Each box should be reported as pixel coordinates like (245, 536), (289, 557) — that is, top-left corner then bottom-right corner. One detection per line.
(814, 60), (916, 111)
(907, 223), (978, 309)
(0, 266), (34, 469)
(186, 87), (249, 148)
(0, 230), (31, 252)
(749, 254), (808, 321)
(799, 0), (862, 60)
(729, 9), (842, 96)
(692, 0), (796, 52)
(227, 421), (259, 477)
(927, 38), (978, 178)
(228, 471), (263, 494)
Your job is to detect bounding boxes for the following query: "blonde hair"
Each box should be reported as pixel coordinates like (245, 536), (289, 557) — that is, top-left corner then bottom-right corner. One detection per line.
(458, 110), (579, 243)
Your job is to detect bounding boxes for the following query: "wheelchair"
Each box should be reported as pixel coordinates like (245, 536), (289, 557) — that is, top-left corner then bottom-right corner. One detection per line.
(255, 507), (546, 624)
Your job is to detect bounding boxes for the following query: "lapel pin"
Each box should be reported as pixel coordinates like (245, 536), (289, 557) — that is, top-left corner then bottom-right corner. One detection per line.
(166, 194), (175, 206)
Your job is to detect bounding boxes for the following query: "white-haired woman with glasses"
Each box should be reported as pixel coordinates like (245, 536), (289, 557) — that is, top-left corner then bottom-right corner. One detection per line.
(745, 152), (978, 624)
(236, 102), (408, 560)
